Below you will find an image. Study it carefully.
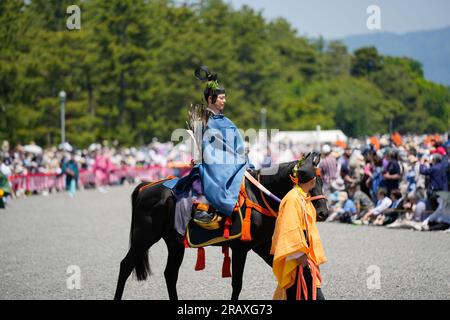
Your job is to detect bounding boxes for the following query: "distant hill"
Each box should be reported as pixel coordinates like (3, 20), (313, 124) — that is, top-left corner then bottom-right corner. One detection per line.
(341, 27), (450, 86)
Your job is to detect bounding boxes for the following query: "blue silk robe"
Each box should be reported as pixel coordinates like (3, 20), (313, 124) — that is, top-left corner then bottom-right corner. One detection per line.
(198, 114), (247, 216)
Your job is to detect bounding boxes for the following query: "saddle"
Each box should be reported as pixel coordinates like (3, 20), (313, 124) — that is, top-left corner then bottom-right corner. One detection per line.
(182, 182), (249, 279)
(185, 182), (245, 248)
(186, 203), (243, 247)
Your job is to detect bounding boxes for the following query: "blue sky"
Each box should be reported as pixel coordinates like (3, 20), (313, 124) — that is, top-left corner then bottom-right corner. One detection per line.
(226, 0), (450, 39)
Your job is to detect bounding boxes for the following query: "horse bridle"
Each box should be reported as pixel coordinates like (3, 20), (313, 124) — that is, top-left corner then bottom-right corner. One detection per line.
(253, 166), (327, 216)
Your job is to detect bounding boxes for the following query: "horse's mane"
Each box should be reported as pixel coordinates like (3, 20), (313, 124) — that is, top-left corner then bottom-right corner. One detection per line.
(255, 153), (320, 197)
(258, 160), (298, 184)
(258, 153), (320, 186)
(257, 160), (297, 187)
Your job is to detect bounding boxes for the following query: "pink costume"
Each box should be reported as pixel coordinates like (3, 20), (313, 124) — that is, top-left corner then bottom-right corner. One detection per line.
(93, 154), (113, 186)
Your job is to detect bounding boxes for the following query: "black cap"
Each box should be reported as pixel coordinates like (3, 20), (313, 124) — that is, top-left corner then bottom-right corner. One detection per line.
(294, 155), (317, 183)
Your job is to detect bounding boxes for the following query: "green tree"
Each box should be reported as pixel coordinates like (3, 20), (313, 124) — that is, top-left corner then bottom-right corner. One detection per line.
(322, 41), (351, 79)
(351, 47), (383, 77)
(1, 0), (449, 148)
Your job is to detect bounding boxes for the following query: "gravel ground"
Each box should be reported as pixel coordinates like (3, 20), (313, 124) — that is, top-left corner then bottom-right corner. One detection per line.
(0, 185), (449, 300)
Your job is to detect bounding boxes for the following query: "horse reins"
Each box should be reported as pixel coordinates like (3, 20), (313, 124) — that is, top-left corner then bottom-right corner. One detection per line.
(241, 168), (327, 218)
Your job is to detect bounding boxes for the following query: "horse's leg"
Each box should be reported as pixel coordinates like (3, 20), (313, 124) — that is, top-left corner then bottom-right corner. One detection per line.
(114, 245), (139, 300)
(114, 236), (160, 300)
(163, 232), (185, 300)
(252, 241), (273, 267)
(230, 247), (249, 300)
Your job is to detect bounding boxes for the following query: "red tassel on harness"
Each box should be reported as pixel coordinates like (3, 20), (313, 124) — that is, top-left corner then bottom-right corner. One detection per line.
(223, 217), (232, 239)
(195, 247), (205, 271)
(222, 246), (231, 278)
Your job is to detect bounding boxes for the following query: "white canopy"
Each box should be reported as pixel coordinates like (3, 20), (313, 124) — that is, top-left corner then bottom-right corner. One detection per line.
(271, 130), (347, 145)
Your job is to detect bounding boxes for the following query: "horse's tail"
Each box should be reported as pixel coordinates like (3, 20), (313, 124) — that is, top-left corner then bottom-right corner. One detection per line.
(130, 181), (151, 281)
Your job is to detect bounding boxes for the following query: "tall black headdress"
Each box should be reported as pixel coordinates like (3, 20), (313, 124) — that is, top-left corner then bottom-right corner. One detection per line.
(194, 66), (225, 104)
(292, 153), (317, 184)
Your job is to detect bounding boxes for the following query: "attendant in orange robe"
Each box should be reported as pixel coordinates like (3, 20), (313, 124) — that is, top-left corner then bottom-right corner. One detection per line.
(271, 158), (327, 300)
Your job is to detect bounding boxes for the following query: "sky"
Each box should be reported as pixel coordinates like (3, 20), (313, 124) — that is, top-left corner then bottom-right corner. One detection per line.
(226, 0), (450, 39)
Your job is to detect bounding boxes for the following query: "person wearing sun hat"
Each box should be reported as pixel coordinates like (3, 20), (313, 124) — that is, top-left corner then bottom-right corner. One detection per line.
(271, 155), (327, 300)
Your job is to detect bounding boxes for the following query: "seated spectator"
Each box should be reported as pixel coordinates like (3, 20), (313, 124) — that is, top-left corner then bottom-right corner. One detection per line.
(387, 191), (430, 230)
(331, 178), (346, 194)
(420, 191), (450, 231)
(373, 189), (404, 226)
(359, 188), (392, 225)
(406, 191), (428, 222)
(326, 191), (356, 223)
(347, 183), (374, 221)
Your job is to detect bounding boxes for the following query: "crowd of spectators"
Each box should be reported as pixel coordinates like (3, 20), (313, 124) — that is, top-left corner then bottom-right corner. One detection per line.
(245, 132), (450, 232)
(315, 134), (450, 232)
(1, 132), (450, 233)
(0, 138), (192, 203)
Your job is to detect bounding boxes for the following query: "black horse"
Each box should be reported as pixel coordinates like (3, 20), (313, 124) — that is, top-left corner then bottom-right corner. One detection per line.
(114, 153), (329, 300)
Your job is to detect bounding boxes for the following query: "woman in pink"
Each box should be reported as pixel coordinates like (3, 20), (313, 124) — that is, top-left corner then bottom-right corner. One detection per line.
(93, 149), (113, 191)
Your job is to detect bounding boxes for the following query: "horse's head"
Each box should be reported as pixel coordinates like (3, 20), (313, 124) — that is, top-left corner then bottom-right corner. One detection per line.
(310, 171), (329, 222)
(300, 152), (329, 222)
(259, 152), (329, 221)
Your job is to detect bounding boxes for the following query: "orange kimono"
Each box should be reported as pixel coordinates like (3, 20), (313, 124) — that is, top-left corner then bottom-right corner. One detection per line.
(270, 186), (327, 299)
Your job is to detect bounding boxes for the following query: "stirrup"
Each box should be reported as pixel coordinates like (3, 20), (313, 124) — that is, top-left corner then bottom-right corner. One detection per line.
(193, 212), (222, 230)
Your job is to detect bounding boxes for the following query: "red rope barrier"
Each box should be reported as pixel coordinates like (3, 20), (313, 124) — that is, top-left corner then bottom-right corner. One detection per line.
(7, 165), (185, 193)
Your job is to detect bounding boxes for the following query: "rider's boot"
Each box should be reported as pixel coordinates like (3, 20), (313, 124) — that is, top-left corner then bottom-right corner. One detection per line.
(193, 203), (222, 229)
(194, 203), (215, 224)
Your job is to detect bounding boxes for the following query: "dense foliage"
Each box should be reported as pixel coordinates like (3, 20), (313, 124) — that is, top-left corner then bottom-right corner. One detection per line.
(1, 0), (449, 147)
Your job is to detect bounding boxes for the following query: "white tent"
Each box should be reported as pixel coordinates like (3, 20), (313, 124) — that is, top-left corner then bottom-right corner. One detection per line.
(271, 130), (347, 146)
